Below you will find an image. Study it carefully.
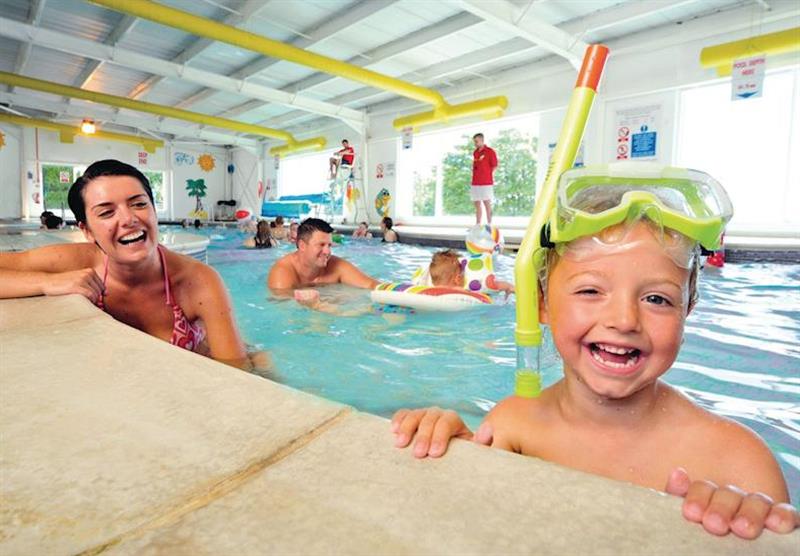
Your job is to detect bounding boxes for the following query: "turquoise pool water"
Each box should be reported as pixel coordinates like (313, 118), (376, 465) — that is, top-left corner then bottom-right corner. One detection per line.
(198, 228), (800, 502)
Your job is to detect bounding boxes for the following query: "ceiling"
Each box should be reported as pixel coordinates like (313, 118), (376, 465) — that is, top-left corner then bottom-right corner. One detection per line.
(0, 0), (794, 147)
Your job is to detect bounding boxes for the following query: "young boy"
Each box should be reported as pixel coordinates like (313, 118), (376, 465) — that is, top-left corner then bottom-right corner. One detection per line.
(429, 249), (514, 295)
(394, 192), (797, 540)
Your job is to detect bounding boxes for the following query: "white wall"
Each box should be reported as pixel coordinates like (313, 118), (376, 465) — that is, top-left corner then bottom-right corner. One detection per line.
(0, 124), (22, 218)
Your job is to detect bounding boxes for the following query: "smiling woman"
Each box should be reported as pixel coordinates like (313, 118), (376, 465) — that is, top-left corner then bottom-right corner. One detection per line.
(0, 159), (249, 369)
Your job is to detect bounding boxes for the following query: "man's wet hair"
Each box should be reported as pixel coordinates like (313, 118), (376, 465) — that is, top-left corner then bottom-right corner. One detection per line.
(297, 217), (334, 244)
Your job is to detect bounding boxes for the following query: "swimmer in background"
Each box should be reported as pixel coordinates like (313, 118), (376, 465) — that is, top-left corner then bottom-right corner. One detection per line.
(288, 221), (299, 243)
(272, 215), (288, 241)
(242, 220), (276, 249)
(352, 221), (373, 239)
(429, 249), (514, 296)
(380, 216), (398, 243)
(268, 218), (378, 313)
(392, 199), (798, 539)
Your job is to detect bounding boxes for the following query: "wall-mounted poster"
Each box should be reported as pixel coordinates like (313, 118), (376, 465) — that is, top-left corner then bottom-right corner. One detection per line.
(614, 104), (661, 160)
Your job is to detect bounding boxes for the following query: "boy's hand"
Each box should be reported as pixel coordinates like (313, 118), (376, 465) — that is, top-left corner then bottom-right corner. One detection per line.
(666, 467), (799, 539)
(391, 407), (474, 458)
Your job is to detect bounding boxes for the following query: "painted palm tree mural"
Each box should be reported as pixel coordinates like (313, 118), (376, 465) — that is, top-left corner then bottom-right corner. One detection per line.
(185, 178), (208, 219)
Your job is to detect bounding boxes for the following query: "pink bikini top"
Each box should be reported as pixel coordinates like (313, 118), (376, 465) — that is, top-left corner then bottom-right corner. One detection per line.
(97, 246), (206, 352)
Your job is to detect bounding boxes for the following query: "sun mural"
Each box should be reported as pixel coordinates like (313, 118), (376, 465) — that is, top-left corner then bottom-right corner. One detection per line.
(197, 153), (215, 172)
(0, 131), (6, 150)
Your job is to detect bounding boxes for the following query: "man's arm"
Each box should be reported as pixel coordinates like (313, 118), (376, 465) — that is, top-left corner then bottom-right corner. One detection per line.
(333, 257), (379, 289)
(267, 258), (299, 295)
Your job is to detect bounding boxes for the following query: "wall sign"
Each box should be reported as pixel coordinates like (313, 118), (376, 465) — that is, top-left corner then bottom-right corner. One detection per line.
(402, 126), (413, 150)
(376, 163), (384, 179)
(731, 55), (766, 101)
(614, 104), (661, 160)
(138, 151), (148, 166)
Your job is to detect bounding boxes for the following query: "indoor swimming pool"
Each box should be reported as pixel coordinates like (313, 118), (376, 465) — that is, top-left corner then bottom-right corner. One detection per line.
(199, 228), (800, 501)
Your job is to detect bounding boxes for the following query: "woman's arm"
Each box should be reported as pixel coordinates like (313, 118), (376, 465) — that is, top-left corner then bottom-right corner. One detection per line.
(189, 264), (248, 368)
(0, 244), (103, 301)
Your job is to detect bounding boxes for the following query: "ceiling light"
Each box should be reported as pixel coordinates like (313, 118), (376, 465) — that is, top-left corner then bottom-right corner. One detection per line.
(80, 119), (96, 134)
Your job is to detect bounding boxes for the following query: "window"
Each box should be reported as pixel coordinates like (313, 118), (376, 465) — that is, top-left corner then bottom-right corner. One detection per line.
(279, 151), (335, 197)
(398, 113), (539, 221)
(676, 67), (800, 233)
(143, 170), (167, 213)
(42, 164), (168, 217)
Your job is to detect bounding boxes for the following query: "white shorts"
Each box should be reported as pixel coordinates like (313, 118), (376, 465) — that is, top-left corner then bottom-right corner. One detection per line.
(470, 185), (494, 201)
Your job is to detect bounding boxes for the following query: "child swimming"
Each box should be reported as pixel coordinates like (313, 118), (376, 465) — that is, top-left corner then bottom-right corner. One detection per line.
(429, 249), (514, 295)
(391, 167), (798, 539)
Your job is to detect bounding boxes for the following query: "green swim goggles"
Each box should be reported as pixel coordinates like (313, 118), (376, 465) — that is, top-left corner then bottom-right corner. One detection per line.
(543, 163), (733, 252)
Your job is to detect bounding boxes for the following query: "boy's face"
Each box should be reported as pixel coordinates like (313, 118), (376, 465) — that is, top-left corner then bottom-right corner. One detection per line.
(542, 223), (691, 400)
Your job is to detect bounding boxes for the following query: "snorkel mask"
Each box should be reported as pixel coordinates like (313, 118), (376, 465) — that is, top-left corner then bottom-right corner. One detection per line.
(545, 162), (732, 257)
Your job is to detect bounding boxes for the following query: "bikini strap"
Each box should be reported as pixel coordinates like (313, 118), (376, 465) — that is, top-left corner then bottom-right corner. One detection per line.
(97, 254), (110, 308)
(157, 245), (174, 306)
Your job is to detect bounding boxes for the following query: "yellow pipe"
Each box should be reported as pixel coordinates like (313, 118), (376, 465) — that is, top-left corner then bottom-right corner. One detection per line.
(392, 96), (509, 131)
(269, 137), (327, 156)
(90, 0), (444, 107)
(513, 45), (608, 398)
(89, 0), (508, 131)
(0, 113), (163, 153)
(700, 27), (800, 69)
(0, 72), (323, 149)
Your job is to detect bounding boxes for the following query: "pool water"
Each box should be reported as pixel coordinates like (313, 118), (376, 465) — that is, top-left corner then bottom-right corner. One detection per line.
(199, 228), (800, 502)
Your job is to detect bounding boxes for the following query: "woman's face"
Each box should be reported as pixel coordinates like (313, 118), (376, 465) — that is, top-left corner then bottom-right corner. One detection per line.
(80, 175), (158, 264)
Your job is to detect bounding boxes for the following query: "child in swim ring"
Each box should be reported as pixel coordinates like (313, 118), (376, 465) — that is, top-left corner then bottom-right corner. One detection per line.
(393, 221), (798, 539)
(429, 249), (514, 295)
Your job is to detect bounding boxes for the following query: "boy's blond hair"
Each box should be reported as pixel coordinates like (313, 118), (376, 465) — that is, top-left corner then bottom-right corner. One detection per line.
(429, 250), (462, 286)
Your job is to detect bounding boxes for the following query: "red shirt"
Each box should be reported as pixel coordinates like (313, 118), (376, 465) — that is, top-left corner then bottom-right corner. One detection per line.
(472, 146), (497, 185)
(338, 146), (355, 165)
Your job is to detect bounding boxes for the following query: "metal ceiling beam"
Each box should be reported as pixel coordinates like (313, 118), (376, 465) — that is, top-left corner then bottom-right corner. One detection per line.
(176, 0), (400, 110)
(285, 0), (800, 133)
(556, 0), (700, 37)
(0, 91), (258, 146)
(9, 0), (46, 93)
(265, 37), (536, 129)
(283, 12), (482, 95)
(73, 15), (138, 89)
(0, 17), (364, 125)
(129, 0), (274, 100)
(456, 0), (587, 68)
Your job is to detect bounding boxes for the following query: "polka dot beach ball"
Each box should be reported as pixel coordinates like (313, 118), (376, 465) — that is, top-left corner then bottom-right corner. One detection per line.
(463, 253), (495, 292)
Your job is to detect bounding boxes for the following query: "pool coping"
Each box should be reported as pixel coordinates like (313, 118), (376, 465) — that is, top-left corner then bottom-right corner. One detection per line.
(0, 294), (797, 555)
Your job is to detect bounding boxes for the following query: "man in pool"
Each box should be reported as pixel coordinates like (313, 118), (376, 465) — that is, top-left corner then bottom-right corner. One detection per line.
(268, 218), (378, 305)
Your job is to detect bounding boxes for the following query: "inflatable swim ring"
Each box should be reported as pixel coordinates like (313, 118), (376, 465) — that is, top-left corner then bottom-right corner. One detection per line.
(370, 282), (491, 312)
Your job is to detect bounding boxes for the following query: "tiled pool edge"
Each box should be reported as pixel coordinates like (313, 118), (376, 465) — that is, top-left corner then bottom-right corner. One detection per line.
(0, 295), (796, 555)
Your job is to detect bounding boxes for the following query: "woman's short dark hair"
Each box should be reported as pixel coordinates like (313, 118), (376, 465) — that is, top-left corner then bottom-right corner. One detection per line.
(382, 216), (393, 229)
(68, 159), (154, 225)
(297, 217), (333, 244)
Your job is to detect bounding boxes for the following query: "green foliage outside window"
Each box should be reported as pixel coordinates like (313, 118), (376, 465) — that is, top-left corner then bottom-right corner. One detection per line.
(42, 164), (75, 215)
(412, 167), (436, 216)
(439, 129), (538, 217)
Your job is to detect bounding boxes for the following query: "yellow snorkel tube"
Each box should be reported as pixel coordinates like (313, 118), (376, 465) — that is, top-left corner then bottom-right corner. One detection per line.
(514, 45), (609, 398)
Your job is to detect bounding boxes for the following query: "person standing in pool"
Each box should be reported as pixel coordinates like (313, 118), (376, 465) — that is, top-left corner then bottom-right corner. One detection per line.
(471, 132), (498, 225)
(0, 159), (252, 369)
(268, 218), (378, 296)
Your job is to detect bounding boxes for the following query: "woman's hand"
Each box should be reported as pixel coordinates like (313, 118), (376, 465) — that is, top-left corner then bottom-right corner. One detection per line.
(41, 268), (105, 304)
(391, 407), (475, 458)
(666, 467), (799, 538)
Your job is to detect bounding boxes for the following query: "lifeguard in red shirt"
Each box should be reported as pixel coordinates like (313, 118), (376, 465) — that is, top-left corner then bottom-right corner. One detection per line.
(329, 139), (355, 180)
(471, 132), (498, 224)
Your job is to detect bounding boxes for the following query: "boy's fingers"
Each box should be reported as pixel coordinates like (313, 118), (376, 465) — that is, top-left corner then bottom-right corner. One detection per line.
(765, 503), (800, 534)
(665, 467), (690, 497)
(682, 480), (717, 522)
(413, 410), (441, 458)
(391, 409), (409, 432)
(473, 422), (493, 445)
(701, 485), (745, 536)
(428, 419), (456, 458)
(730, 493), (772, 539)
(394, 409), (425, 448)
